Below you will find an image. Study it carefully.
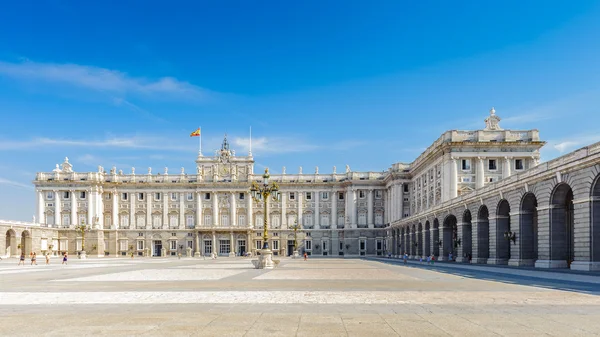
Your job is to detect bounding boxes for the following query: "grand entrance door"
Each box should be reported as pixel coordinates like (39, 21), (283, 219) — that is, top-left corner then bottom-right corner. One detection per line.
(153, 240), (162, 257)
(287, 240), (295, 256)
(237, 240), (246, 256)
(219, 239), (231, 256)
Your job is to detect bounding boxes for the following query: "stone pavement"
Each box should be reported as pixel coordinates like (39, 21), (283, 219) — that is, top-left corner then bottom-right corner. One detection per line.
(1, 256), (600, 336)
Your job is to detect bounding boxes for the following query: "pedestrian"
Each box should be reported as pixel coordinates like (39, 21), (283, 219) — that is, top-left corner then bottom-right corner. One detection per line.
(431, 254), (435, 265)
(303, 252), (308, 261)
(403, 252), (408, 264)
(45, 253), (50, 265)
(419, 256), (423, 264)
(31, 252), (37, 265)
(427, 255), (431, 264)
(449, 252), (453, 262)
(18, 252), (25, 266)
(62, 252), (68, 265)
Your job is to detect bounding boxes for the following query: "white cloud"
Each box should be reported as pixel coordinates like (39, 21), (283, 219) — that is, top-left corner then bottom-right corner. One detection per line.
(232, 136), (363, 155)
(0, 60), (209, 100)
(0, 177), (33, 190)
(0, 135), (195, 152)
(551, 135), (600, 154)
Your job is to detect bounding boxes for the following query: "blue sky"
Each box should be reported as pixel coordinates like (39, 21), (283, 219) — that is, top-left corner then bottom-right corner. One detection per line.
(1, 1), (600, 221)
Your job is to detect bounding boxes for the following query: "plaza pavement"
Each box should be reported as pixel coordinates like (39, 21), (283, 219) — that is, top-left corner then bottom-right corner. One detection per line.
(1, 256), (600, 336)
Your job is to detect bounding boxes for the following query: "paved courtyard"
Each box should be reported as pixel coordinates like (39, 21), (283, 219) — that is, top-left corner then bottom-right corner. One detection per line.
(1, 257), (600, 336)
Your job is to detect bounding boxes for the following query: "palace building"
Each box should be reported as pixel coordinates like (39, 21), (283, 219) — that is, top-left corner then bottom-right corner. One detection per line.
(13, 108), (593, 268)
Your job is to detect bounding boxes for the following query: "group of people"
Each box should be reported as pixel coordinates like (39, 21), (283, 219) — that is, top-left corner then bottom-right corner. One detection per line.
(17, 252), (69, 265)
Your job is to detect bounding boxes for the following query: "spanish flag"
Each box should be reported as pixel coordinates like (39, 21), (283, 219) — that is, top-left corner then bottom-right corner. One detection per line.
(190, 128), (201, 137)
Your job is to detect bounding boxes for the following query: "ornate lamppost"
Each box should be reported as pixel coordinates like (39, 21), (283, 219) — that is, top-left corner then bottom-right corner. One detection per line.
(290, 220), (301, 258)
(75, 220), (90, 259)
(250, 168), (281, 269)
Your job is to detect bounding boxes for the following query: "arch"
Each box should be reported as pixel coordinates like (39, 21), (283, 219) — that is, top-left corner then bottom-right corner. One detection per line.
(550, 182), (574, 267)
(432, 218), (440, 257)
(424, 220), (431, 257)
(442, 214), (457, 260)
(20, 230), (32, 256)
(417, 223), (423, 257)
(475, 205), (490, 263)
(520, 192), (538, 265)
(495, 199), (511, 263)
(461, 209), (472, 262)
(5, 229), (17, 257)
(592, 174), (600, 264)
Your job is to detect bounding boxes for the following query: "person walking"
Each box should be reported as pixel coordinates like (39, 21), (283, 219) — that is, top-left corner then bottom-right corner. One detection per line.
(62, 252), (68, 265)
(403, 252), (408, 264)
(45, 253), (50, 265)
(18, 252), (25, 266)
(303, 252), (308, 261)
(31, 252), (37, 265)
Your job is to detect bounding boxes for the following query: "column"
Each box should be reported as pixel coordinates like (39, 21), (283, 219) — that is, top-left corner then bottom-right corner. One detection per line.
(230, 192), (236, 227)
(390, 186), (395, 222)
(314, 190), (320, 229)
(195, 192), (202, 228)
(88, 188), (94, 226)
(351, 189), (357, 228)
(367, 189), (374, 228)
(476, 157), (485, 189)
(212, 191), (219, 227)
(230, 232), (235, 256)
(70, 189), (77, 227)
(398, 184), (404, 219)
(146, 192), (152, 229)
(331, 189), (337, 228)
(298, 190), (303, 227)
(195, 232), (201, 256)
(247, 192), (253, 228)
(212, 231), (217, 256)
(129, 190), (135, 228)
(96, 188), (104, 228)
(503, 157), (512, 180)
(179, 192), (185, 229)
(112, 191), (118, 229)
(450, 158), (458, 199)
(37, 190), (44, 224)
(54, 190), (62, 226)
(281, 191), (287, 228)
(162, 192), (168, 228)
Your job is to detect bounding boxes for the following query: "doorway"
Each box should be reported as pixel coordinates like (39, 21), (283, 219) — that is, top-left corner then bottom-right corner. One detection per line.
(287, 240), (295, 256)
(153, 240), (162, 257)
(237, 240), (246, 256)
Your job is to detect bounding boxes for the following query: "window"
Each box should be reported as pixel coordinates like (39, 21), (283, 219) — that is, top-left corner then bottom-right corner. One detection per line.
(239, 193), (245, 200)
(339, 241), (344, 251)
(305, 240), (312, 250)
(404, 185), (409, 193)
(358, 213), (367, 225)
(461, 177), (471, 183)
(122, 193), (128, 201)
(204, 193), (211, 200)
(155, 193), (161, 201)
(138, 193), (144, 201)
(62, 214), (70, 226)
(170, 240), (177, 250)
(256, 240), (262, 250)
(322, 240), (328, 252)
(221, 214), (229, 227)
(305, 192), (312, 200)
(47, 191), (54, 199)
(186, 215), (194, 228)
(63, 191), (70, 199)
(337, 214), (344, 226)
(359, 239), (366, 251)
(219, 240), (230, 254)
(488, 159), (497, 170)
(186, 192), (194, 201)
(136, 215), (145, 228)
(271, 215), (280, 228)
(515, 159), (524, 170)
(375, 190), (382, 199)
(303, 214), (313, 228)
(461, 159), (471, 170)
(153, 215), (161, 228)
(187, 240), (193, 249)
(105, 193), (111, 200)
(80, 191), (86, 199)
(359, 190), (366, 199)
(272, 240), (279, 250)
(338, 192), (344, 200)
(137, 240), (144, 250)
(289, 192), (295, 200)
(170, 193), (177, 201)
(238, 214), (246, 227)
(120, 215), (129, 228)
(376, 239), (383, 251)
(78, 214), (86, 226)
(138, 232), (144, 237)
(321, 214), (329, 227)
(375, 213), (383, 225)
(169, 215), (178, 227)
(204, 240), (212, 254)
(321, 192), (329, 200)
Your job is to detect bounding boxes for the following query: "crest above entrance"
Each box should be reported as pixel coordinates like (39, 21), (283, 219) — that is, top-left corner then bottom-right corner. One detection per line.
(195, 134), (254, 182)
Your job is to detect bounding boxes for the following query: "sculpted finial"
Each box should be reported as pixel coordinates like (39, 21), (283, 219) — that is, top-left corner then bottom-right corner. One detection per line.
(333, 166), (337, 174)
(148, 167), (152, 174)
(181, 167), (185, 174)
(282, 166), (286, 174)
(484, 107), (503, 131)
(346, 165), (350, 173)
(131, 167), (135, 174)
(298, 166), (303, 174)
(315, 166), (319, 174)
(164, 167), (168, 175)
(490, 107), (496, 116)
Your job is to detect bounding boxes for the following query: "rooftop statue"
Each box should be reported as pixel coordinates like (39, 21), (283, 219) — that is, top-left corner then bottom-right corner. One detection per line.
(484, 107), (503, 131)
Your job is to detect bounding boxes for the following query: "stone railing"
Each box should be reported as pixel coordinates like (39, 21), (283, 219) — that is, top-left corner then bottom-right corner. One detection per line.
(0, 219), (39, 227)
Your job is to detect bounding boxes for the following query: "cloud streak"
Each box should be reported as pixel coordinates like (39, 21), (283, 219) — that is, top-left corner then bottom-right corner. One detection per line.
(0, 60), (210, 100)
(0, 177), (34, 190)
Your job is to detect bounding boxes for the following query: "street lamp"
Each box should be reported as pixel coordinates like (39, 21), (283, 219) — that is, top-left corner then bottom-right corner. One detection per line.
(75, 220), (90, 259)
(250, 168), (281, 250)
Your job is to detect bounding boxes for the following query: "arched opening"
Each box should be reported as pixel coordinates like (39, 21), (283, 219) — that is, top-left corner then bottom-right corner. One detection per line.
(432, 218), (440, 257)
(21, 230), (32, 256)
(550, 183), (574, 267)
(496, 199), (511, 263)
(520, 193), (538, 265)
(5, 229), (17, 257)
(476, 205), (490, 263)
(417, 223), (423, 257)
(443, 214), (457, 261)
(462, 209), (472, 262)
(411, 224), (417, 256)
(424, 221), (431, 257)
(592, 175), (600, 264)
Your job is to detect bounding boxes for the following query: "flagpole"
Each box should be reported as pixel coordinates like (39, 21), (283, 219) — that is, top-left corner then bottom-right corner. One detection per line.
(249, 126), (252, 156)
(199, 126), (202, 156)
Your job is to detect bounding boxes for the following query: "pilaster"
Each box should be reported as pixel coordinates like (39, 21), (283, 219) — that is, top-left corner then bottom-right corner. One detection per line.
(55, 190), (61, 226)
(367, 189), (374, 228)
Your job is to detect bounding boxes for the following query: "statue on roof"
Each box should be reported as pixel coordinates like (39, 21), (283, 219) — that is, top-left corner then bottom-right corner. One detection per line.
(346, 165), (350, 173)
(315, 166), (319, 174)
(282, 166), (286, 174)
(61, 157), (73, 173)
(484, 107), (503, 131)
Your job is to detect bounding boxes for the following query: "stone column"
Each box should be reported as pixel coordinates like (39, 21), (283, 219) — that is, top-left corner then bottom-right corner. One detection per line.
(502, 157), (512, 180)
(231, 192), (237, 228)
(281, 191), (287, 229)
(212, 191), (219, 227)
(315, 190), (320, 229)
(146, 192), (152, 229)
(179, 192), (185, 229)
(367, 189), (374, 228)
(162, 193), (168, 229)
(476, 157), (485, 189)
(331, 190), (337, 228)
(351, 189), (357, 228)
(298, 190), (303, 227)
(195, 232), (201, 257)
(55, 190), (61, 226)
(96, 188), (104, 229)
(247, 192), (253, 228)
(508, 212), (524, 266)
(88, 188), (95, 227)
(471, 216), (489, 264)
(450, 158), (458, 199)
(212, 231), (217, 256)
(129, 190), (135, 229)
(456, 223), (464, 262)
(112, 191), (118, 229)
(195, 192), (202, 228)
(71, 189), (77, 227)
(37, 190), (44, 224)
(390, 185), (396, 222)
(571, 198), (599, 271)
(230, 232), (235, 257)
(398, 184), (404, 219)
